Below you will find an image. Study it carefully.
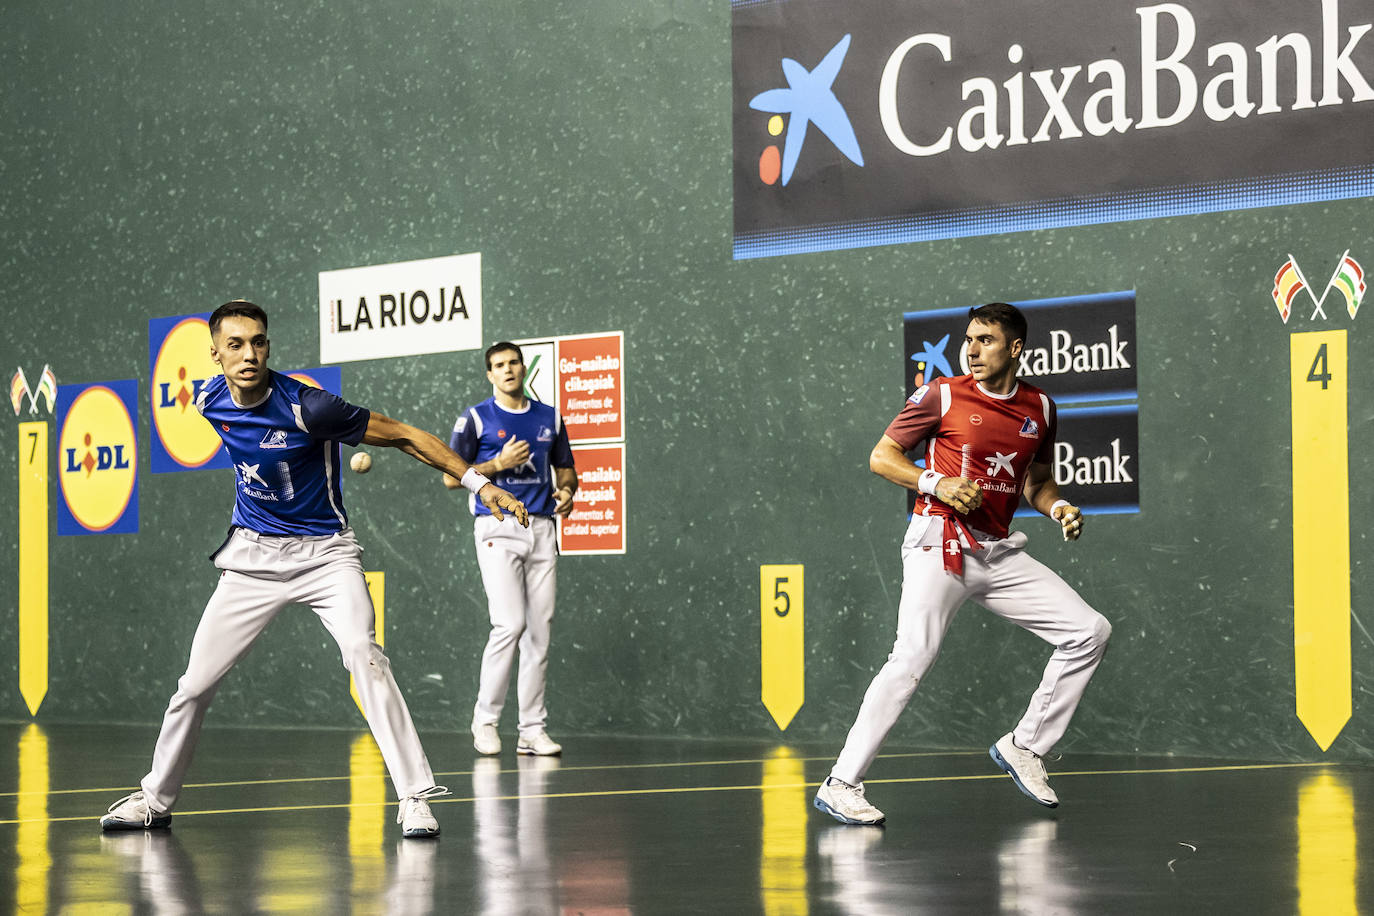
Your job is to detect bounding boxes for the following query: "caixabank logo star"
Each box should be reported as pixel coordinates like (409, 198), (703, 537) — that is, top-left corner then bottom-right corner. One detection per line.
(57, 380), (139, 535)
(746, 34), (865, 186)
(149, 314), (229, 473)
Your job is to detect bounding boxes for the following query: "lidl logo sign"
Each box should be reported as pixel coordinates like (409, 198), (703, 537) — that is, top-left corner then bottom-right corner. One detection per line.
(149, 314), (228, 473)
(57, 380), (139, 535)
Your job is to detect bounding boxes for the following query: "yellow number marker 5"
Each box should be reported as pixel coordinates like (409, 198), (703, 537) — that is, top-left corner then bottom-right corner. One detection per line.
(760, 565), (804, 731)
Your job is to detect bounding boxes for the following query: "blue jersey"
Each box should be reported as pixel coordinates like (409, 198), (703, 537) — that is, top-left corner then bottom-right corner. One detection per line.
(196, 371), (370, 536)
(451, 398), (575, 517)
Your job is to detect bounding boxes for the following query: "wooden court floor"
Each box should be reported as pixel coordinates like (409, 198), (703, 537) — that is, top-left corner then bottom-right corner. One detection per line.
(0, 722), (1367, 914)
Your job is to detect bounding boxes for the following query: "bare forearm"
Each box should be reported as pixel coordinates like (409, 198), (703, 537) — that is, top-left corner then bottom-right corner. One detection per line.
(473, 457), (505, 476)
(364, 415), (474, 481)
(401, 429), (475, 478)
(870, 440), (924, 490)
(1023, 463), (1066, 516)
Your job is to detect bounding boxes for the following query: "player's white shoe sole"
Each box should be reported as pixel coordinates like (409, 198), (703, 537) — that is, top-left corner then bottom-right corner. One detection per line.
(472, 724), (501, 756)
(516, 731), (562, 756)
(989, 734), (1059, 808)
(813, 778), (886, 826)
(397, 786), (448, 838)
(100, 792), (172, 831)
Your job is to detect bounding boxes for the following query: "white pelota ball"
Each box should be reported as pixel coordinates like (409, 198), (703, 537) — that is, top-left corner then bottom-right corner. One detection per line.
(350, 451), (373, 474)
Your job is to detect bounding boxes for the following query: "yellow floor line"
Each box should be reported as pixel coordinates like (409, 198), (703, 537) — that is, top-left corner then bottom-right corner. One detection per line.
(0, 760), (1345, 827)
(0, 750), (979, 799)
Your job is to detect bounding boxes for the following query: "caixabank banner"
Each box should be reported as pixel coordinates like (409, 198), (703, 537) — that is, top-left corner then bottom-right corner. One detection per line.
(57, 380), (140, 535)
(733, 0), (1374, 258)
(902, 291), (1139, 515)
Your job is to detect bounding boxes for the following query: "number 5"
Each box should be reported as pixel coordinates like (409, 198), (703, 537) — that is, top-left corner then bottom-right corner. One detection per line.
(773, 577), (790, 617)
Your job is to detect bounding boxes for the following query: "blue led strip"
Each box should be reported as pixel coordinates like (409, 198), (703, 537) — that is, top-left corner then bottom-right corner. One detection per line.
(1058, 403), (1138, 420)
(903, 290), (1135, 324)
(1013, 503), (1138, 518)
(734, 164), (1374, 260)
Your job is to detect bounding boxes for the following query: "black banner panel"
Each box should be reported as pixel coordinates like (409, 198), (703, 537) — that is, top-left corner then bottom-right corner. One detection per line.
(733, 0), (1374, 258)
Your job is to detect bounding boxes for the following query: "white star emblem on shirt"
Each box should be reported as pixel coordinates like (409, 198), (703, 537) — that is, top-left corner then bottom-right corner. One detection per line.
(986, 451), (1017, 477)
(237, 462), (269, 488)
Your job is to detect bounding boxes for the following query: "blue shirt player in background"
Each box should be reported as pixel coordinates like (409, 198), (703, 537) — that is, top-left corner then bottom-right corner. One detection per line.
(445, 341), (577, 757)
(101, 300), (528, 838)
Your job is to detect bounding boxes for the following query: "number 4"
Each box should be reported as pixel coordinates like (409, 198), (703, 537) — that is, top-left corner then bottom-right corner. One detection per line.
(1307, 343), (1333, 390)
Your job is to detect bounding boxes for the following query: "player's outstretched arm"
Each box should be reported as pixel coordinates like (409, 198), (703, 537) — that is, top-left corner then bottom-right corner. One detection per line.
(363, 413), (530, 526)
(871, 436), (982, 514)
(1023, 461), (1082, 541)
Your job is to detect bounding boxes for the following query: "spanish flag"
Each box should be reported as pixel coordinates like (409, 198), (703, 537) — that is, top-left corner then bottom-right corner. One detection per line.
(1272, 258), (1304, 324)
(9, 368), (29, 416)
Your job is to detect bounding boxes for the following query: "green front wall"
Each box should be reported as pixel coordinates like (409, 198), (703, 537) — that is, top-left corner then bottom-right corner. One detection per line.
(1, 0), (1369, 761)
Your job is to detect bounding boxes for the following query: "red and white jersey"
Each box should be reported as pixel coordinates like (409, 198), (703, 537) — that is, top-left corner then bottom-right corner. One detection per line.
(885, 375), (1056, 539)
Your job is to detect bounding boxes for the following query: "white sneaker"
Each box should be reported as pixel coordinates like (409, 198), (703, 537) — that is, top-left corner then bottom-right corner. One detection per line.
(516, 730), (562, 756)
(813, 777), (886, 826)
(100, 791), (172, 831)
(472, 723), (501, 756)
(397, 786), (448, 838)
(990, 733), (1059, 808)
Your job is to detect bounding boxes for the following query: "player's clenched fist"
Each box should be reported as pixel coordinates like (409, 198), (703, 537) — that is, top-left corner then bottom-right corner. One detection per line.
(1053, 503), (1083, 541)
(935, 477), (983, 515)
(479, 484), (530, 526)
(496, 436), (531, 471)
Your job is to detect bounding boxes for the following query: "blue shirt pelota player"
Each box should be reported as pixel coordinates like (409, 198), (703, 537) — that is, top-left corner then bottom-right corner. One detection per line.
(445, 341), (577, 758)
(100, 300), (528, 839)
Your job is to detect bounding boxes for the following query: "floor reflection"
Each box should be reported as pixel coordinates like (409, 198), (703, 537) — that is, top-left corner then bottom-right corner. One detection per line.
(350, 733), (389, 909)
(0, 725), (1364, 913)
(996, 819), (1083, 915)
(472, 755), (560, 916)
(1297, 768), (1356, 916)
(102, 830), (205, 914)
(385, 835), (439, 916)
(815, 824), (889, 915)
(15, 723), (48, 915)
(760, 746), (809, 916)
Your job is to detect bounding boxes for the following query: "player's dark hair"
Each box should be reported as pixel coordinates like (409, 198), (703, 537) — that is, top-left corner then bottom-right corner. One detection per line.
(968, 302), (1027, 346)
(210, 300), (269, 337)
(484, 341), (523, 370)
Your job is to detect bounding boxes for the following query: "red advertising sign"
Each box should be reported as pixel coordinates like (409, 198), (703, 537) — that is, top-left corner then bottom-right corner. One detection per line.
(558, 444), (625, 555)
(557, 333), (623, 443)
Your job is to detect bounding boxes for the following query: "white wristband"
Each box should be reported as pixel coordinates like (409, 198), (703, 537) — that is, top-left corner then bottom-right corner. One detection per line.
(1050, 498), (1071, 517)
(918, 469), (944, 496)
(460, 468), (491, 494)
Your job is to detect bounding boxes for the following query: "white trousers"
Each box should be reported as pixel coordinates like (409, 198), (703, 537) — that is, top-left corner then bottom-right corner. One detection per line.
(831, 517), (1112, 785)
(472, 515), (558, 735)
(141, 528), (436, 811)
